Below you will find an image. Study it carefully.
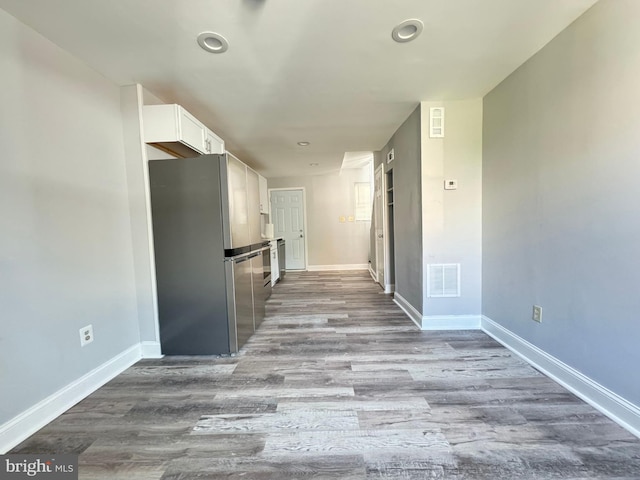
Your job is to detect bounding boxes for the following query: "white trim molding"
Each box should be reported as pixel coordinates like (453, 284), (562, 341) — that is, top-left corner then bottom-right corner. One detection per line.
(384, 283), (395, 295)
(368, 263), (377, 283)
(140, 341), (163, 359)
(393, 293), (422, 328)
(422, 315), (481, 330)
(0, 344), (142, 454)
(481, 316), (640, 439)
(307, 264), (368, 271)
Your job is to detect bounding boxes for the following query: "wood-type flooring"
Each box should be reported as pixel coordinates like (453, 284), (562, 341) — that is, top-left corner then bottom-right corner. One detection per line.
(12, 271), (640, 479)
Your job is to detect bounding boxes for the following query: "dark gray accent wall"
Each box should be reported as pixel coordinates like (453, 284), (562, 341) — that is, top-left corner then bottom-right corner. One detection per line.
(483, 0), (640, 405)
(381, 105), (422, 312)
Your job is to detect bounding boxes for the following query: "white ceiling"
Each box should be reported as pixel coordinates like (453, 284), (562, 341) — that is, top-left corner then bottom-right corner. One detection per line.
(0, 0), (598, 177)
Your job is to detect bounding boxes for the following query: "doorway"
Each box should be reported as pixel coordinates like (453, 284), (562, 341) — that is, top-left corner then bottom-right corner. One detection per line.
(374, 164), (385, 287)
(385, 169), (395, 293)
(270, 188), (307, 270)
(373, 165), (395, 294)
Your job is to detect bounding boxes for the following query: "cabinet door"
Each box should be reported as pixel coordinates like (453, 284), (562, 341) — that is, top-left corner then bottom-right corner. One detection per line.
(205, 128), (225, 154)
(178, 108), (206, 154)
(259, 175), (269, 214)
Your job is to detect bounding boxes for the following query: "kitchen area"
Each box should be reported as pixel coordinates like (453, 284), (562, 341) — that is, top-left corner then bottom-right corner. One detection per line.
(143, 103), (286, 356)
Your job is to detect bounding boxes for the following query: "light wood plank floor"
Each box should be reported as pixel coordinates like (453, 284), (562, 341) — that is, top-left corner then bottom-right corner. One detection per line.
(12, 271), (640, 479)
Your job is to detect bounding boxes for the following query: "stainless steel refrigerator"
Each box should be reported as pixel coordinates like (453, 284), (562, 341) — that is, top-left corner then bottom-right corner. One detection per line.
(149, 153), (269, 355)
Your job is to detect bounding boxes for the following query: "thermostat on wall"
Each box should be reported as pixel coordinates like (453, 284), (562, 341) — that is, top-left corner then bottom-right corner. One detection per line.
(444, 179), (458, 190)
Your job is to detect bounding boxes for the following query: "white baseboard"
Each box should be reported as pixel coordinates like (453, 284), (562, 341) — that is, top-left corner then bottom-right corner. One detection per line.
(366, 266), (393, 295)
(307, 264), (368, 271)
(422, 315), (481, 330)
(0, 344), (142, 454)
(140, 341), (163, 359)
(393, 293), (422, 328)
(368, 265), (378, 283)
(481, 315), (640, 439)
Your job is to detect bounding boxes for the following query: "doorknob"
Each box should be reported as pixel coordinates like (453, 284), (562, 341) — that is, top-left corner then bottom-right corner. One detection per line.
(377, 234), (383, 238)
(300, 234), (304, 238)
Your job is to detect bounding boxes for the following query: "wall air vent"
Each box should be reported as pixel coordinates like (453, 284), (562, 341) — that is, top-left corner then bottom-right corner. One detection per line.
(429, 107), (445, 138)
(427, 263), (460, 297)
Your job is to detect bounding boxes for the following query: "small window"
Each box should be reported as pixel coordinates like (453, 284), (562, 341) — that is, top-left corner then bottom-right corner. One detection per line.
(355, 182), (372, 222)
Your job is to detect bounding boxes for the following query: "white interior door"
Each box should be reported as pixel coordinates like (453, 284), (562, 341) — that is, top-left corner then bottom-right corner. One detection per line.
(271, 189), (306, 270)
(374, 164), (385, 287)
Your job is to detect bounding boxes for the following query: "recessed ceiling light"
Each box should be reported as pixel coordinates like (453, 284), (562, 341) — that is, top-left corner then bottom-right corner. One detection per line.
(297, 141), (310, 146)
(392, 19), (424, 43)
(309, 163), (319, 166)
(197, 32), (229, 53)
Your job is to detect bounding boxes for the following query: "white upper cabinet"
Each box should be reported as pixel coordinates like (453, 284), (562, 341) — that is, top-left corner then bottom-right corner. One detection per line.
(143, 104), (224, 158)
(258, 174), (269, 215)
(205, 128), (224, 155)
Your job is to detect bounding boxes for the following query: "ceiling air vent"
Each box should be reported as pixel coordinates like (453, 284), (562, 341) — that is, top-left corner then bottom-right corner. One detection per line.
(427, 264), (460, 298)
(429, 107), (445, 138)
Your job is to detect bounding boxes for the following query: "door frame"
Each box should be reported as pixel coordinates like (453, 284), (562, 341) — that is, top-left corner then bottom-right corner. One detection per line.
(374, 163), (384, 286)
(268, 187), (309, 271)
(384, 168), (394, 294)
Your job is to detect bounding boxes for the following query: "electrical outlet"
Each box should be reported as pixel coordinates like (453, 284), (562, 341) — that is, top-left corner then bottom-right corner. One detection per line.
(532, 305), (542, 323)
(80, 325), (94, 346)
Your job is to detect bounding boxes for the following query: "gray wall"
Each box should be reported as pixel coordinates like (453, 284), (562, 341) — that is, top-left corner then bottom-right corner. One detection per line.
(120, 85), (158, 348)
(379, 106), (422, 311)
(483, 0), (640, 405)
(0, 9), (140, 424)
(268, 167), (371, 267)
(120, 86), (172, 350)
(421, 100), (483, 318)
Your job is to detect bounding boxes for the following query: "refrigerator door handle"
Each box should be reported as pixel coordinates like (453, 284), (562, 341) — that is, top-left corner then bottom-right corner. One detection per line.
(227, 251), (253, 263)
(224, 260), (239, 353)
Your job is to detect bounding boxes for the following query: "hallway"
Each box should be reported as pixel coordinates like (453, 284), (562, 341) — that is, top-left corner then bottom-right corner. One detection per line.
(12, 271), (640, 479)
